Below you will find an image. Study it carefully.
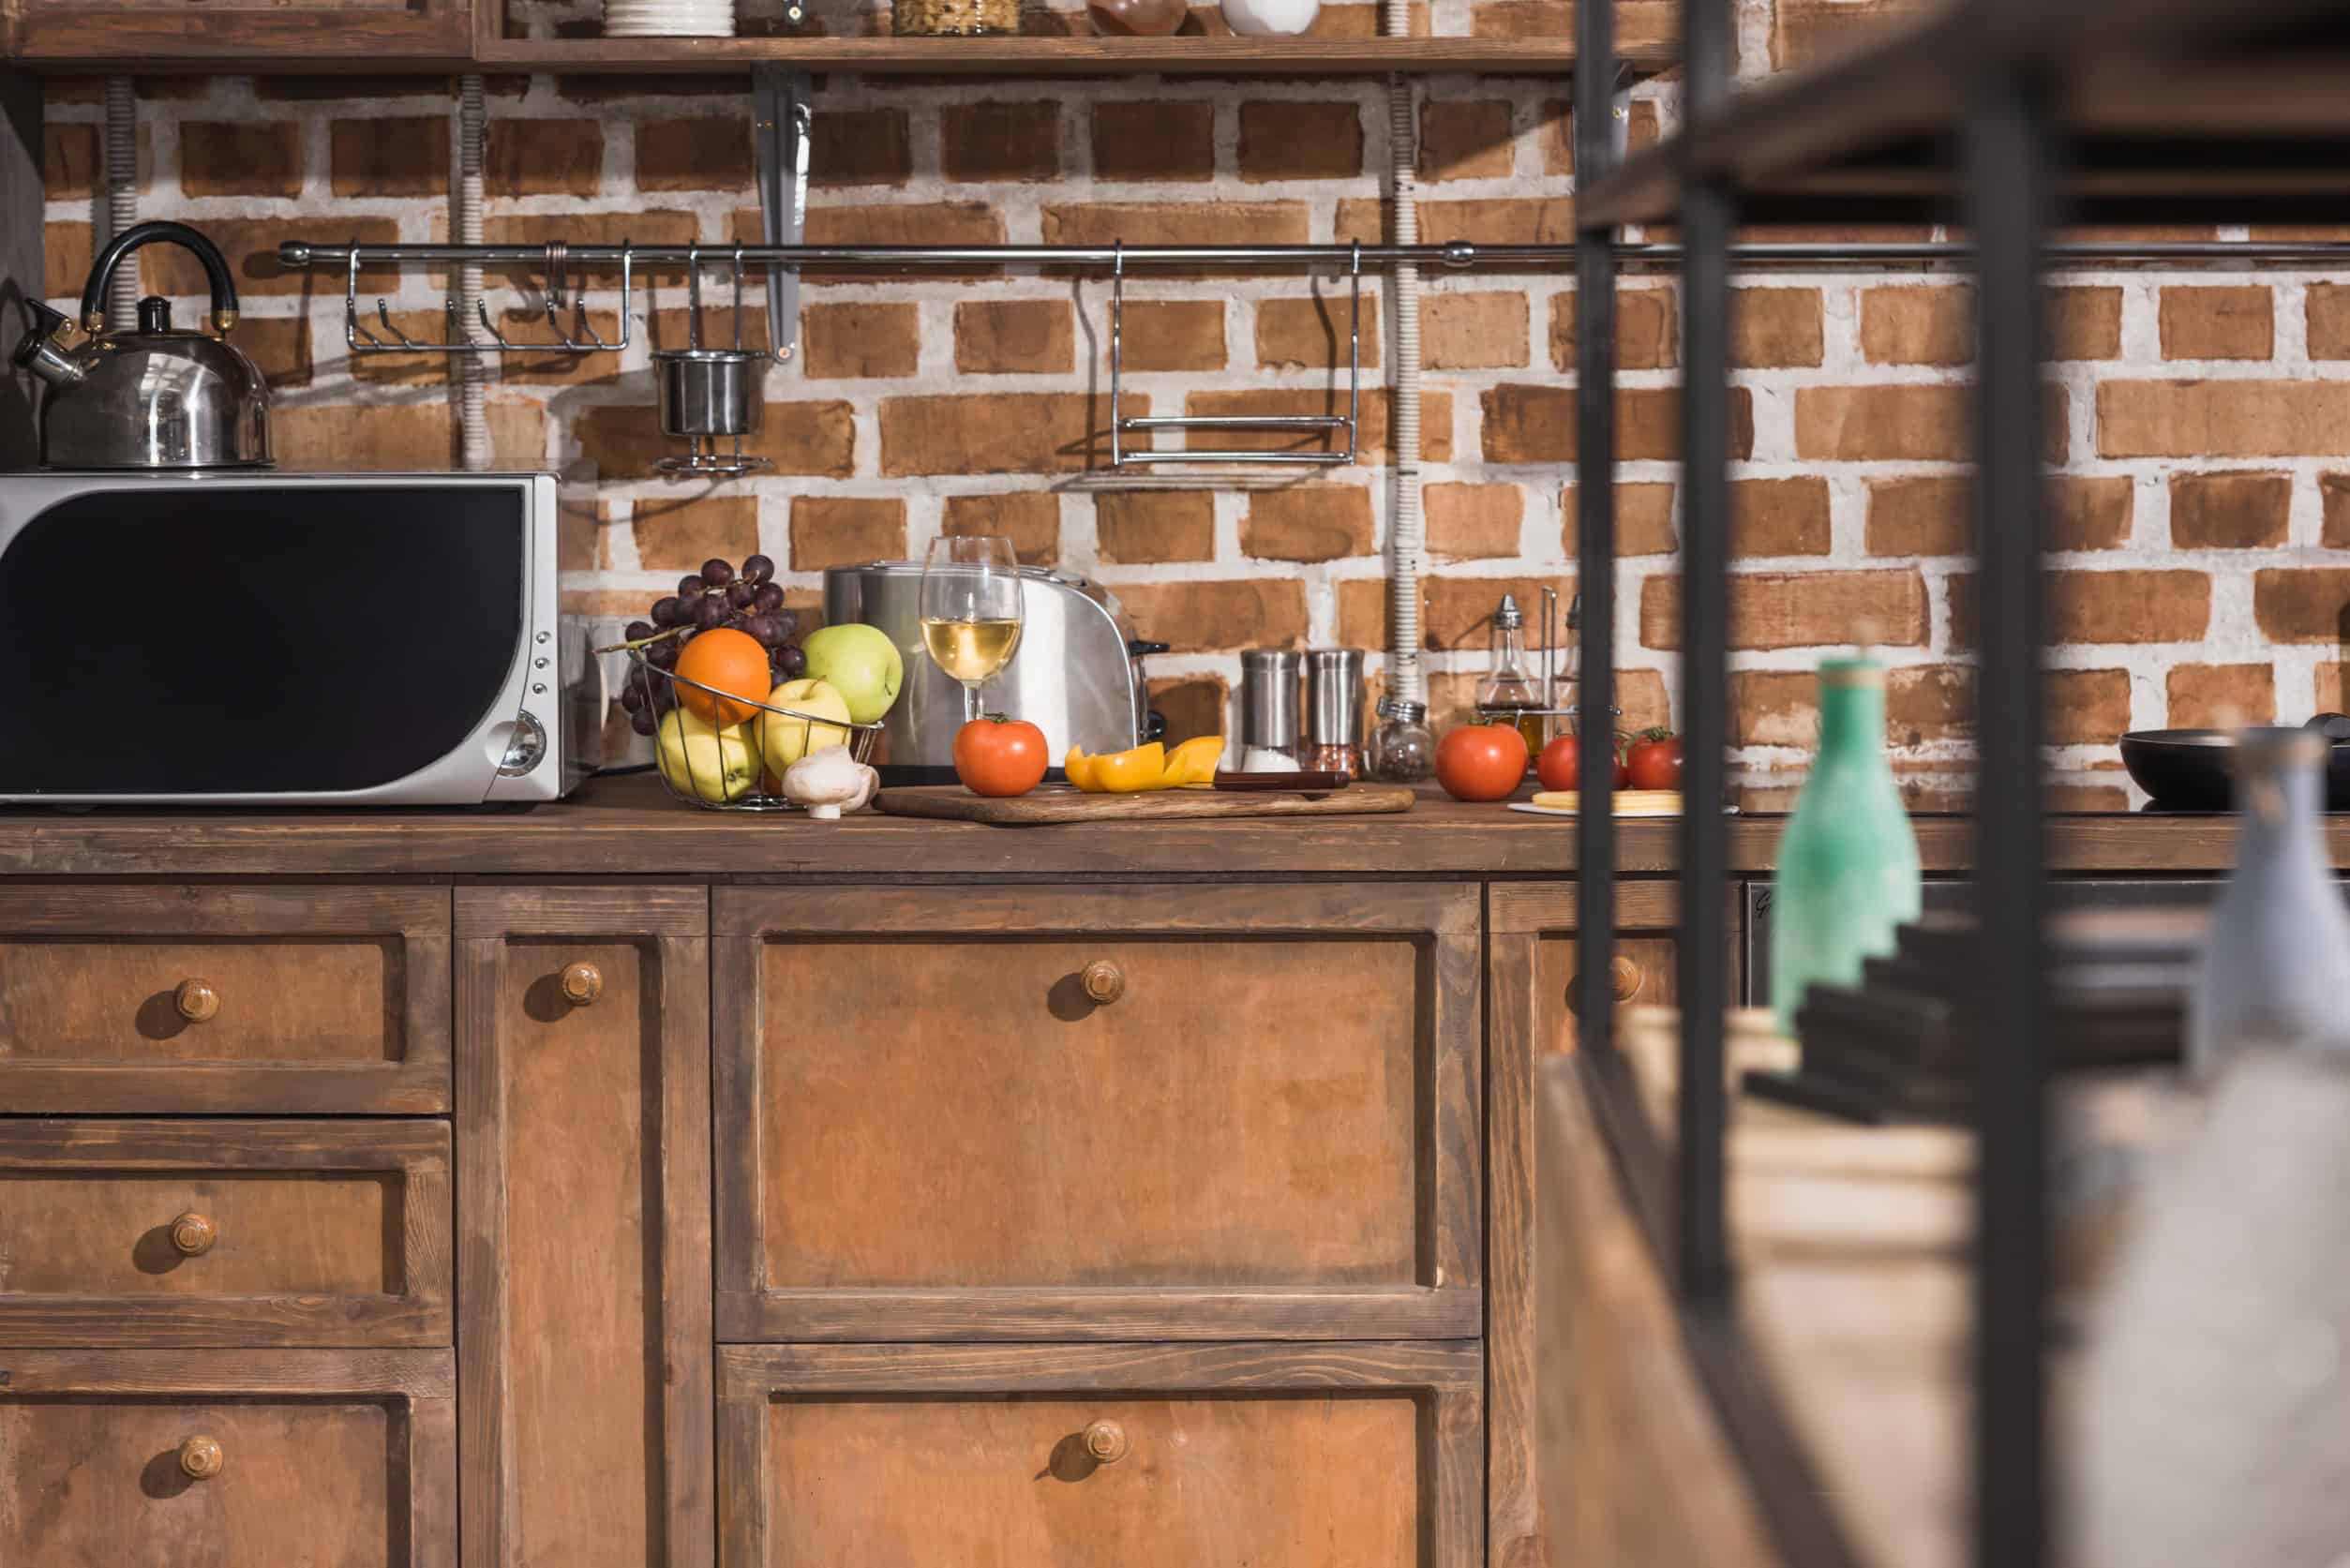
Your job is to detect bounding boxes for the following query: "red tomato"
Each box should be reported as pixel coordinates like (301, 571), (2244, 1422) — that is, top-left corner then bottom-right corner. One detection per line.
(1435, 724), (1531, 802)
(1536, 732), (1629, 791)
(1626, 728), (1684, 791)
(952, 716), (1049, 797)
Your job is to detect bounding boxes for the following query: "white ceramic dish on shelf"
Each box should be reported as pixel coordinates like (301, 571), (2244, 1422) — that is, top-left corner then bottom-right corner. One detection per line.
(605, 0), (737, 34)
(1221, 0), (1319, 34)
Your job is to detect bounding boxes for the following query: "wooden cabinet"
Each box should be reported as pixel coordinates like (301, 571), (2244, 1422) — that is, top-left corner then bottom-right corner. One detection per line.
(717, 1342), (1485, 1567)
(0, 1347), (457, 1568)
(8, 0), (471, 65)
(0, 1118), (450, 1346)
(454, 888), (712, 1568)
(0, 886), (451, 1114)
(711, 883), (1482, 1342)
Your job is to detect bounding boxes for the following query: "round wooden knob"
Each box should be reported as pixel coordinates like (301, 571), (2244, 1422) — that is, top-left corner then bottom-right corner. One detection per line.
(560, 962), (603, 1007)
(1082, 1418), (1129, 1464)
(1609, 956), (1643, 1003)
(178, 1435), (224, 1480)
(170, 1212), (217, 1257)
(172, 978), (220, 1023)
(1080, 960), (1125, 1006)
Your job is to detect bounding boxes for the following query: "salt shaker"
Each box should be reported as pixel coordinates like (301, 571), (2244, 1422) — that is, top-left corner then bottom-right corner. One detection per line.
(1368, 695), (1434, 783)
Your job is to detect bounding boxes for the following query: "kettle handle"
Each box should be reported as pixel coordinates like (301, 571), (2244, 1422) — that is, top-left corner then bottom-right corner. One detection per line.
(79, 221), (239, 336)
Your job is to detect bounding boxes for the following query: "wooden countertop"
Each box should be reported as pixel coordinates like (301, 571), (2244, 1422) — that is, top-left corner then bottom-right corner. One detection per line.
(0, 771), (2305, 879)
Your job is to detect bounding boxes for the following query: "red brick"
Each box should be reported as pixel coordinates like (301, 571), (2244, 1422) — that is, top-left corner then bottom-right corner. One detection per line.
(801, 302), (921, 379)
(1337, 195), (1573, 246)
(635, 117), (745, 192)
(1864, 474), (2133, 555)
(488, 119), (604, 196)
(1237, 101), (1364, 182)
(941, 102), (1062, 183)
(1151, 675), (1231, 744)
(1040, 202), (1310, 274)
(576, 399), (854, 479)
(181, 122), (304, 199)
(2169, 471), (2291, 550)
(1092, 101), (1215, 183)
(2099, 381), (2350, 458)
(1952, 569), (2211, 647)
(2160, 285), (2274, 361)
(2046, 669), (2135, 744)
(807, 110), (912, 188)
(45, 221), (91, 301)
(1550, 286), (1675, 371)
(2324, 473), (2350, 547)
(232, 317), (314, 391)
(1798, 383), (2068, 463)
(2051, 287), (2124, 360)
(329, 118), (447, 198)
(1859, 284), (1969, 366)
(1419, 99), (1514, 182)
(1733, 288), (1825, 368)
(1095, 491), (1215, 564)
(1733, 477), (1832, 558)
(486, 211), (697, 250)
(942, 493), (1061, 568)
(1772, 0), (1933, 68)
(1482, 384), (1752, 464)
(1736, 665), (2126, 749)
(634, 495), (759, 573)
(1422, 291), (1528, 369)
(1641, 570), (1930, 650)
(879, 392), (1142, 476)
(795, 202), (1005, 283)
(1111, 580), (1310, 653)
(2167, 664), (2277, 728)
(1242, 485), (1375, 562)
(1538, 96), (1658, 175)
(2254, 569), (2350, 644)
(274, 400), (535, 471)
(790, 497), (907, 572)
(147, 217), (399, 298)
(1255, 293), (1381, 370)
(2308, 284), (2350, 360)
(954, 300), (1075, 374)
(1558, 483), (1678, 558)
(1119, 300), (1228, 371)
(1344, 573), (1576, 654)
(1426, 483), (1523, 560)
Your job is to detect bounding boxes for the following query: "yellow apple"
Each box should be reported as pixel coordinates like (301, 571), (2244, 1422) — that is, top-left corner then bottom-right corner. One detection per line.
(758, 678), (852, 769)
(656, 707), (758, 803)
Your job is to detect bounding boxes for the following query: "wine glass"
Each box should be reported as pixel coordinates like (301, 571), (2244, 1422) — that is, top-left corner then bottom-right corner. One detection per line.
(919, 535), (1025, 724)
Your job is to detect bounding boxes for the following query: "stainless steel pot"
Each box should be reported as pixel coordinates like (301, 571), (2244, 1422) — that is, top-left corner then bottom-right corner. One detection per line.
(653, 349), (765, 440)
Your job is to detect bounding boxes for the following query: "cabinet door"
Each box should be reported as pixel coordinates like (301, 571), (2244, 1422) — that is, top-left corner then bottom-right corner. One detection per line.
(0, 885), (451, 1113)
(718, 1342), (1484, 1568)
(712, 882), (1481, 1342)
(1486, 880), (1743, 1568)
(11, 0), (468, 65)
(0, 1118), (451, 1346)
(456, 888), (711, 1568)
(0, 1347), (455, 1568)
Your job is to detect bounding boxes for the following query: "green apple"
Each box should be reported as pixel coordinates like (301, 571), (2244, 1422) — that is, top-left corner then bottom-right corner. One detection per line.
(657, 708), (759, 803)
(759, 678), (852, 769)
(801, 622), (904, 724)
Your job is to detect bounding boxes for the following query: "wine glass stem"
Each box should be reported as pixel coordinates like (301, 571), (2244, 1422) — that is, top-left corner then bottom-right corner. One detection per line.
(964, 681), (981, 724)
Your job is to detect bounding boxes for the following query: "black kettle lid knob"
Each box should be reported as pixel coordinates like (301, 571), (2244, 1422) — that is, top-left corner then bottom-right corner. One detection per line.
(136, 296), (172, 335)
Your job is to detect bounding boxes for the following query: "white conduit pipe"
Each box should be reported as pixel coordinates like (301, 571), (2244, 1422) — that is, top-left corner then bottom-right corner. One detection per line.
(456, 74), (491, 472)
(102, 77), (138, 333)
(1380, 4), (1426, 709)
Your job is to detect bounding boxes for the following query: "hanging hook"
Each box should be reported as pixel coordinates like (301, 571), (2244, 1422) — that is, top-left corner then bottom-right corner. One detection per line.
(344, 245), (382, 349)
(376, 299), (423, 350)
(476, 296), (516, 351)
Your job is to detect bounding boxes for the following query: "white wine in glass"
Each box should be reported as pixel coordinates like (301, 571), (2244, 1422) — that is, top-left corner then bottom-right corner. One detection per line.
(919, 534), (1025, 723)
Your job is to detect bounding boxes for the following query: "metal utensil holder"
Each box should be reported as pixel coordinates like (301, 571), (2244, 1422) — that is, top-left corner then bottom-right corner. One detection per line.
(1108, 241), (1363, 469)
(654, 246), (772, 480)
(623, 648), (881, 813)
(345, 240), (636, 356)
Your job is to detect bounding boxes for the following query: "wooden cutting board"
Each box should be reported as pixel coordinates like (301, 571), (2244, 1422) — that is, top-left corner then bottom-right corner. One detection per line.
(874, 783), (1417, 825)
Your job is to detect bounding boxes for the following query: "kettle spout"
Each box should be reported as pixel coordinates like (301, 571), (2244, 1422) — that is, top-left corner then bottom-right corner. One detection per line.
(11, 299), (87, 390)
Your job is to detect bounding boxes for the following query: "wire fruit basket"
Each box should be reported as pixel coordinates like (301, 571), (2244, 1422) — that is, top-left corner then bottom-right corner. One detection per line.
(622, 648), (882, 813)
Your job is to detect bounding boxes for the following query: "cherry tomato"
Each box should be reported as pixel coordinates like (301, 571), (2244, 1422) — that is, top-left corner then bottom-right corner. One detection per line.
(1626, 728), (1684, 791)
(1537, 731), (1629, 791)
(952, 716), (1049, 798)
(1434, 724), (1531, 802)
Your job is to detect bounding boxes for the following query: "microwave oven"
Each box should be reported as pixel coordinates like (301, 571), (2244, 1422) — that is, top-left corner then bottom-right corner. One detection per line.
(0, 471), (597, 805)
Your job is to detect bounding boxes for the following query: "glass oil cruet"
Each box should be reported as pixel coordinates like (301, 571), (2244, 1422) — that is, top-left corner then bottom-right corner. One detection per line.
(1475, 592), (1547, 759)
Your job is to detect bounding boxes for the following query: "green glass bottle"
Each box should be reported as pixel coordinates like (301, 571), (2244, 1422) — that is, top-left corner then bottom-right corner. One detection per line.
(1770, 657), (1922, 1037)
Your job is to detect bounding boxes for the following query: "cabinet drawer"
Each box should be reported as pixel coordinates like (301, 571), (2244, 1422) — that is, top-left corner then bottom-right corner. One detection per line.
(713, 884), (1481, 1340)
(0, 1348), (454, 1568)
(0, 886), (451, 1113)
(718, 1342), (1482, 1568)
(0, 1120), (452, 1346)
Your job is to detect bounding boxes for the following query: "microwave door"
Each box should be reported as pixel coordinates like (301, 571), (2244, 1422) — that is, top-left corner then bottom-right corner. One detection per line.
(0, 484), (527, 798)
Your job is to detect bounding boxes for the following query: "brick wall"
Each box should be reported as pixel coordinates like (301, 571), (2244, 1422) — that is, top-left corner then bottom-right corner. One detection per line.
(35, 0), (2350, 803)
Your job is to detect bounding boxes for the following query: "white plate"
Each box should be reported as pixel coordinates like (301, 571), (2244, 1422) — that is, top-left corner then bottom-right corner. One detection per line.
(1506, 801), (1739, 817)
(605, 19), (737, 31)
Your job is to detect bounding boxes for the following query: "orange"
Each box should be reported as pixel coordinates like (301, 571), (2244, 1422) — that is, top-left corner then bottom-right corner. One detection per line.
(672, 628), (769, 726)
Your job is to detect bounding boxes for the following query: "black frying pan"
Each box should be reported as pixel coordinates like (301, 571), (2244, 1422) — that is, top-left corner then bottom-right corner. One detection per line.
(2120, 723), (2350, 810)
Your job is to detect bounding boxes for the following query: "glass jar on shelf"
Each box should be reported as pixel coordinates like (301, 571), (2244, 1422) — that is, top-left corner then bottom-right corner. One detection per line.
(1368, 696), (1435, 784)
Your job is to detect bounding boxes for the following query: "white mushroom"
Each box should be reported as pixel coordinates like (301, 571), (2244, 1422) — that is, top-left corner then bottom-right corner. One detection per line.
(783, 744), (878, 820)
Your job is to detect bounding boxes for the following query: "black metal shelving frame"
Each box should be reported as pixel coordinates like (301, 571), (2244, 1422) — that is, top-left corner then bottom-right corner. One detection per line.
(1567, 2), (2350, 1565)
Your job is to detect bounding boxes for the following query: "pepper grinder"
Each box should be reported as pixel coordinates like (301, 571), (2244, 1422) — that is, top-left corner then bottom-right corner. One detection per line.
(1301, 649), (1367, 779)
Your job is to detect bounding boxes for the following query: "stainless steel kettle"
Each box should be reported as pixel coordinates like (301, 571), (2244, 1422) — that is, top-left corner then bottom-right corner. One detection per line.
(12, 220), (272, 470)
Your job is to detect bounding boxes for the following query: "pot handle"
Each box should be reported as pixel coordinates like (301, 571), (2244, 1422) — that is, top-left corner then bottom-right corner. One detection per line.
(79, 221), (239, 336)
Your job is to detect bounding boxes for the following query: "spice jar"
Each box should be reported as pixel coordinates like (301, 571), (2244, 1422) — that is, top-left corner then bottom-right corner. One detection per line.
(894, 0), (1016, 35)
(1368, 695), (1435, 784)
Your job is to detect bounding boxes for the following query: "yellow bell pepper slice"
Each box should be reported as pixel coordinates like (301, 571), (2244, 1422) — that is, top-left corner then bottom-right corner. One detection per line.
(1160, 736), (1225, 788)
(1092, 742), (1166, 793)
(1063, 746), (1100, 792)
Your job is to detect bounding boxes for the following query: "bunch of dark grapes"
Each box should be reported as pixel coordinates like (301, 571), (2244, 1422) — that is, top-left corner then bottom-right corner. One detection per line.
(616, 553), (807, 737)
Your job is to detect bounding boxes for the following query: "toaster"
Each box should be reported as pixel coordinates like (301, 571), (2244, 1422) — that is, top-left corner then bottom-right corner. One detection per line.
(824, 562), (1164, 783)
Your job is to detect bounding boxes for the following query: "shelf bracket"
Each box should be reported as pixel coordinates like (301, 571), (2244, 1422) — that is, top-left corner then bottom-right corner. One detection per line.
(753, 66), (811, 366)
